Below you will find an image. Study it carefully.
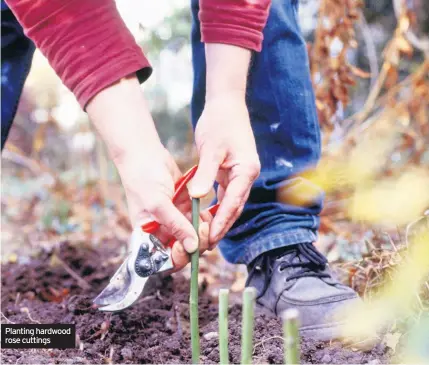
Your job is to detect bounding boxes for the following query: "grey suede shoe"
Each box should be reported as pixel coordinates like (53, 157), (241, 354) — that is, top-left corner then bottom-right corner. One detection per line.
(246, 243), (360, 342)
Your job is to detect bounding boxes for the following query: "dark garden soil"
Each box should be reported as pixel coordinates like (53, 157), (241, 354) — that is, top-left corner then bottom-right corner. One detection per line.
(1, 241), (392, 364)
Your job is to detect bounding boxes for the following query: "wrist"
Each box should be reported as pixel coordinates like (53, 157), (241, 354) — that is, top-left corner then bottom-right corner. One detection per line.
(205, 90), (247, 105)
(205, 85), (247, 101)
(87, 75), (163, 162)
(205, 43), (250, 100)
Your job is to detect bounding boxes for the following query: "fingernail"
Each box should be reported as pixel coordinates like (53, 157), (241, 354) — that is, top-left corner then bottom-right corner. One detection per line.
(190, 183), (206, 198)
(183, 238), (198, 253)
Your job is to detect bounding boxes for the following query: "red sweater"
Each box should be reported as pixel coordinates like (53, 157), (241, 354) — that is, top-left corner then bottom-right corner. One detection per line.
(6, 0), (270, 109)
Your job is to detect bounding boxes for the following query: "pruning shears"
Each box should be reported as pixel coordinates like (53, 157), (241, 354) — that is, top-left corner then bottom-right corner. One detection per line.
(93, 165), (219, 312)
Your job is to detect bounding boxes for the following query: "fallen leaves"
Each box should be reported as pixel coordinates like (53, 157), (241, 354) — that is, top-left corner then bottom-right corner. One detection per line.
(338, 218), (429, 343)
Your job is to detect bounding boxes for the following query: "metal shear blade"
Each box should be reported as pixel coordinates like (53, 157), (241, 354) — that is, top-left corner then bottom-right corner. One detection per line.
(94, 228), (173, 312)
(93, 258), (133, 307)
(93, 165), (219, 312)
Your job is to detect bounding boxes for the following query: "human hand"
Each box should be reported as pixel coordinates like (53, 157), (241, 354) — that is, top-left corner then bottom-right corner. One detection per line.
(86, 75), (213, 269)
(188, 44), (260, 246)
(190, 92), (260, 245)
(117, 148), (215, 271)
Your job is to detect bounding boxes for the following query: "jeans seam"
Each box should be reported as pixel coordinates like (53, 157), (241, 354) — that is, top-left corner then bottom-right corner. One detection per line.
(291, 0), (300, 25)
(288, 0), (322, 157)
(264, 3), (321, 159)
(264, 17), (283, 131)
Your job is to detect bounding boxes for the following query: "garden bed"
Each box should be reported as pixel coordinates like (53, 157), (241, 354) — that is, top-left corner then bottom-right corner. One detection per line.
(1, 242), (391, 364)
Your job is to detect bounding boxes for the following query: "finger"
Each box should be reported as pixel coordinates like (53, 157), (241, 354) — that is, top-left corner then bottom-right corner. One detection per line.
(208, 237), (219, 251)
(148, 201), (190, 245)
(177, 218), (209, 252)
(155, 225), (174, 245)
(171, 241), (189, 270)
(171, 221), (210, 271)
(200, 209), (214, 225)
(153, 199), (198, 253)
(160, 207), (211, 248)
(189, 144), (224, 198)
(217, 184), (226, 203)
(200, 209), (215, 248)
(206, 184), (224, 247)
(173, 184), (190, 207)
(198, 221), (210, 253)
(210, 175), (251, 242)
(176, 197), (191, 216)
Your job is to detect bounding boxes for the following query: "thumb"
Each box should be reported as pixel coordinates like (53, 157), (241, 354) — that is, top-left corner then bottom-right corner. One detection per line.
(190, 148), (223, 198)
(154, 199), (198, 253)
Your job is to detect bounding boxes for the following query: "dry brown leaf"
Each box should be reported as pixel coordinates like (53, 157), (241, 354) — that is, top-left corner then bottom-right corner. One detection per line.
(349, 65), (371, 79)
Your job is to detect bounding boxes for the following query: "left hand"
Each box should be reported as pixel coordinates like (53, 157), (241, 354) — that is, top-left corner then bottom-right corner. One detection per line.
(189, 91), (261, 246)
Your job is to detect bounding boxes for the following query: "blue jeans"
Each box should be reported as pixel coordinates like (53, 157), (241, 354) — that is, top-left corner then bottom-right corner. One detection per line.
(1, 0), (35, 149)
(191, 0), (324, 264)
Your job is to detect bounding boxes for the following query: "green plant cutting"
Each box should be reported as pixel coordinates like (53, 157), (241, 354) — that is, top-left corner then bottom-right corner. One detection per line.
(190, 197), (201, 364)
(283, 309), (300, 365)
(241, 287), (257, 364)
(219, 289), (229, 365)
(216, 287), (301, 365)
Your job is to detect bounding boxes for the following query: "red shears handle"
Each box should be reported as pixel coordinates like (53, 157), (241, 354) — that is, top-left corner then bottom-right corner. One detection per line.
(141, 165), (219, 247)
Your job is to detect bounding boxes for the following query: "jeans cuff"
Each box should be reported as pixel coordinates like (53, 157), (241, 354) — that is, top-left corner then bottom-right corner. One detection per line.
(239, 228), (317, 265)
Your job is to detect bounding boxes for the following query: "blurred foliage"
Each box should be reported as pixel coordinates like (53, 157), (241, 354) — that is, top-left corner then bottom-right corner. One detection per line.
(300, 0), (429, 360)
(141, 7), (192, 56)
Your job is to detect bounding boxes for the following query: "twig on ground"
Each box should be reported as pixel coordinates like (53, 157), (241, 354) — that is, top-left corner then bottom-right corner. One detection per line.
(140, 295), (155, 302)
(87, 316), (111, 341)
(156, 290), (164, 301)
(253, 336), (284, 355)
(174, 305), (183, 338)
(386, 233), (398, 252)
(20, 307), (41, 324)
(108, 346), (115, 364)
(1, 312), (16, 324)
(54, 254), (91, 290)
(14, 292), (21, 306)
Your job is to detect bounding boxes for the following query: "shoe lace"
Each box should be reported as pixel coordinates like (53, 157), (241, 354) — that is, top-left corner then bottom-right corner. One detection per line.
(246, 243), (330, 299)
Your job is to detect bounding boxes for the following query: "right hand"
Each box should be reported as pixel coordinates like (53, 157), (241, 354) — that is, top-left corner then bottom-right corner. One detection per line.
(86, 75), (211, 270)
(114, 144), (214, 270)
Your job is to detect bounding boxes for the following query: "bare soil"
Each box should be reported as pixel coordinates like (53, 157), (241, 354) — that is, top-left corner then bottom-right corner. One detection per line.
(1, 242), (391, 364)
